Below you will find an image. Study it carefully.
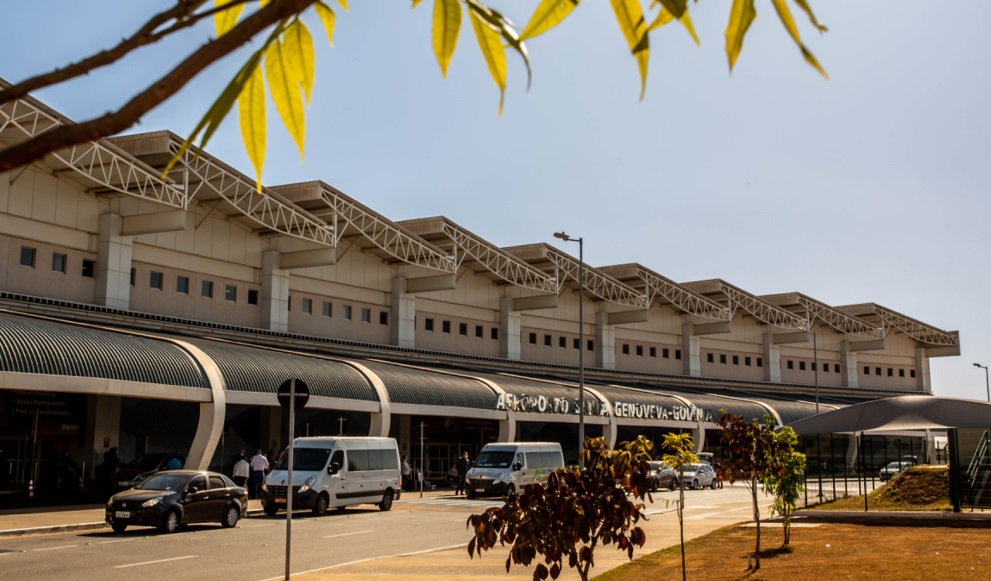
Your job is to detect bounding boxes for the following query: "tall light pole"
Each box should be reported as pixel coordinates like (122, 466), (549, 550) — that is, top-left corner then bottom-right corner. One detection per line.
(973, 363), (990, 402)
(554, 231), (584, 464)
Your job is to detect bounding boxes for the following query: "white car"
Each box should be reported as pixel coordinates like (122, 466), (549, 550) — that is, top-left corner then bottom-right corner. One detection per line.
(677, 463), (717, 490)
(879, 461), (914, 482)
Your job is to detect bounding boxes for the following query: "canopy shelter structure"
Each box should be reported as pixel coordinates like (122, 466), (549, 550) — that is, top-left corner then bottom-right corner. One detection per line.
(787, 396), (991, 511)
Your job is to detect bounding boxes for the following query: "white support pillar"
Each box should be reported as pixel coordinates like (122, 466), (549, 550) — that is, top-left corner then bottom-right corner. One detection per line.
(390, 277), (416, 348)
(260, 250), (289, 332)
(682, 323), (701, 377)
(595, 311), (615, 370)
(762, 333), (782, 383)
(84, 395), (121, 480)
(95, 214), (133, 309)
(499, 297), (521, 360)
(840, 341), (859, 388)
(846, 434), (859, 474)
(915, 347), (932, 393)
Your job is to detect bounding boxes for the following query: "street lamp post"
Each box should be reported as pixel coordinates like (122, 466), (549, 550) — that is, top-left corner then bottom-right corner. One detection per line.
(973, 363), (990, 402)
(554, 231), (584, 465)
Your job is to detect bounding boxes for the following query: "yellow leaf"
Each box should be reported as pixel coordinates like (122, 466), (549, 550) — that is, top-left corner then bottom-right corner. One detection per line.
(770, 0), (827, 78)
(214, 0), (244, 37)
(792, 0), (828, 33)
(265, 40), (306, 160)
(647, 9), (674, 32)
(725, 0), (756, 72)
(520, 0), (580, 41)
(412, 0), (424, 7)
(313, 2), (337, 46)
(469, 4), (507, 114)
(336, 0), (349, 11)
(609, 0), (649, 100)
(239, 63), (267, 191)
(285, 20), (316, 104)
(432, 0), (462, 77)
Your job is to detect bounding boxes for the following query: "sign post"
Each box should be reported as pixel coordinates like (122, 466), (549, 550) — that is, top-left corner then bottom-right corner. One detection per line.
(277, 378), (309, 581)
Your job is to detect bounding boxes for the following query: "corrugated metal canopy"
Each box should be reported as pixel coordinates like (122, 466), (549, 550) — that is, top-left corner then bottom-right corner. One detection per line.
(0, 312), (207, 388)
(359, 360), (498, 409)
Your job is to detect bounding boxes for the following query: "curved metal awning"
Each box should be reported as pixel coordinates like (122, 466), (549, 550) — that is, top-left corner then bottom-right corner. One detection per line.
(359, 359), (499, 409)
(787, 396), (991, 434)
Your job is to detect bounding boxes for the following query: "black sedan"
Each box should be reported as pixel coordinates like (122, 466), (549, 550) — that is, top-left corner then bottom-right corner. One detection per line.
(106, 470), (247, 533)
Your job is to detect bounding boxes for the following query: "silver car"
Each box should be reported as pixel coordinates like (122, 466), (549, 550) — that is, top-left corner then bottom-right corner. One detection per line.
(677, 463), (717, 490)
(879, 461), (914, 482)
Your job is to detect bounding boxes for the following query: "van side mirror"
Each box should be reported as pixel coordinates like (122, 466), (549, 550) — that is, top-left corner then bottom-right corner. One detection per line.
(512, 462), (523, 472)
(328, 462), (340, 475)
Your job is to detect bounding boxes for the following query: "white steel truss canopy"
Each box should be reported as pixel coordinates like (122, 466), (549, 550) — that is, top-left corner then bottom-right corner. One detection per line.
(682, 279), (806, 330)
(0, 84), (185, 208)
(762, 292), (882, 339)
(505, 243), (648, 310)
(599, 264), (730, 321)
(108, 132), (334, 247)
(272, 182), (453, 273)
(399, 217), (556, 293)
(836, 303), (959, 348)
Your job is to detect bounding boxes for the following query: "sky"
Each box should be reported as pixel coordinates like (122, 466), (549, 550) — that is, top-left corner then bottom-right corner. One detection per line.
(3, 1), (990, 401)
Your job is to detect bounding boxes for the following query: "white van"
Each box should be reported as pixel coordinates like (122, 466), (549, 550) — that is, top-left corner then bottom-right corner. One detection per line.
(261, 437), (401, 516)
(465, 442), (564, 498)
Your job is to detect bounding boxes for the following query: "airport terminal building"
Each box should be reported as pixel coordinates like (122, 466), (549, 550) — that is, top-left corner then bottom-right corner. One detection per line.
(0, 89), (960, 494)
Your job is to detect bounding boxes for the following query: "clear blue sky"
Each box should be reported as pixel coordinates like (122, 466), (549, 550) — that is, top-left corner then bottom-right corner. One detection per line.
(3, 1), (989, 400)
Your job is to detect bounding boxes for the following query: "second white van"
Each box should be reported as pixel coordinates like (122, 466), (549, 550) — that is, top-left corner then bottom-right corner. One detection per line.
(465, 442), (564, 498)
(261, 437), (401, 515)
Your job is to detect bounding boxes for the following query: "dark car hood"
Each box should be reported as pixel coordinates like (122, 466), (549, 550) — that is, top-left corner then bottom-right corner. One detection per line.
(111, 488), (176, 503)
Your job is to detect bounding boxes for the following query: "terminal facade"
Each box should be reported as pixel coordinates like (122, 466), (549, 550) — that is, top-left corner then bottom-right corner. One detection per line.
(0, 89), (960, 495)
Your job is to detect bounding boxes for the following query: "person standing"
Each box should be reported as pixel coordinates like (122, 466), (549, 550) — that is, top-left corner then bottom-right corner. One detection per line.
(165, 454), (182, 470)
(401, 455), (412, 491)
(232, 455), (250, 487)
(455, 451), (471, 496)
(249, 449), (269, 499)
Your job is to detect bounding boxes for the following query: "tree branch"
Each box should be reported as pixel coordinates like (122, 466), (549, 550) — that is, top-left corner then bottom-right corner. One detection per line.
(0, 0), (317, 174)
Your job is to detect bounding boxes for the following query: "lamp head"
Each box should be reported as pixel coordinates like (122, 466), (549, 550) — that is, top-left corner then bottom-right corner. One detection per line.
(975, 363), (985, 369)
(553, 231), (570, 241)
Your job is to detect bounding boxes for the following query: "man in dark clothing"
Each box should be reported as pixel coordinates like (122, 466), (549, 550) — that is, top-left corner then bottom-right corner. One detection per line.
(455, 452), (471, 495)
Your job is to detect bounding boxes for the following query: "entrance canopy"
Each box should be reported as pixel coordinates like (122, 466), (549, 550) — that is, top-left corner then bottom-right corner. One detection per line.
(786, 395), (991, 434)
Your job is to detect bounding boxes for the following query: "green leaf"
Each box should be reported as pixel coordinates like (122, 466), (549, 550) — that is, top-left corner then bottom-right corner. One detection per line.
(284, 19), (316, 104)
(265, 38), (307, 160)
(725, 0), (756, 72)
(213, 0), (244, 37)
(313, 2), (337, 46)
(468, 3), (507, 114)
(771, 0), (827, 78)
(432, 0), (462, 77)
(609, 0), (650, 100)
(520, 0), (580, 41)
(239, 62), (266, 191)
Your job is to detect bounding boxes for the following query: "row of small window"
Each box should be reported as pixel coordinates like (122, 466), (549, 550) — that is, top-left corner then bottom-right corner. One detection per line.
(294, 298), (388, 325)
(706, 353), (764, 367)
(142, 269), (254, 304)
(864, 366), (916, 378)
(784, 359), (834, 372)
(528, 333), (595, 352)
(20, 247), (96, 277)
(621, 344), (683, 360)
(424, 318), (498, 339)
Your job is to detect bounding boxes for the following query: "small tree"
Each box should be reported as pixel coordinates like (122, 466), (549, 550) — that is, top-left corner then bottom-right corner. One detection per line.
(717, 412), (790, 571)
(762, 426), (806, 546)
(660, 432), (697, 581)
(466, 436), (652, 581)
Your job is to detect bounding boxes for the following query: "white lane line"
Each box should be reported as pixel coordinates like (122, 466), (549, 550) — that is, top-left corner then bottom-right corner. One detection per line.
(113, 555), (197, 569)
(240, 523), (280, 528)
(322, 530), (373, 539)
(257, 543), (468, 581)
(99, 538), (140, 544)
(33, 545), (78, 552)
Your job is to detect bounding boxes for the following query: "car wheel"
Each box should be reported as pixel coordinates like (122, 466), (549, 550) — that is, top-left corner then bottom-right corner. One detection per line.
(111, 523), (127, 533)
(221, 505), (239, 528)
(161, 510), (180, 534)
(691, 479), (699, 490)
(506, 484), (516, 497)
(379, 489), (394, 511)
(312, 493), (329, 516)
(650, 479), (658, 493)
(669, 479), (677, 491)
(710, 479), (717, 490)
(264, 503), (279, 516)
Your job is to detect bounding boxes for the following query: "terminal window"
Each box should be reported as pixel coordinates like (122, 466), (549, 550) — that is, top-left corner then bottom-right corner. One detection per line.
(19, 246), (36, 267)
(52, 253), (66, 273)
(675, 349), (681, 360)
(649, 347), (656, 357)
(476, 325), (483, 337)
(441, 320), (450, 333)
(248, 289), (259, 305)
(719, 354), (727, 364)
(787, 360), (794, 370)
(707, 353), (714, 363)
(757, 357), (763, 367)
(491, 328), (499, 340)
(559, 336), (566, 348)
(425, 318), (434, 331)
(459, 323), (468, 335)
(225, 284), (237, 302)
(302, 298), (312, 314)
(381, 312), (389, 325)
(732, 355), (739, 365)
(636, 345), (643, 356)
(663, 348), (670, 359)
(176, 276), (189, 294)
(322, 301), (332, 317)
(529, 332), (537, 344)
(799, 361), (806, 371)
(82, 259), (95, 278)
(361, 307), (371, 323)
(573, 338), (580, 349)
(622, 344), (630, 355)
(589, 340), (596, 352)
(544, 334), (552, 346)
(202, 280), (214, 298)
(744, 356), (751, 366)
(150, 271), (164, 290)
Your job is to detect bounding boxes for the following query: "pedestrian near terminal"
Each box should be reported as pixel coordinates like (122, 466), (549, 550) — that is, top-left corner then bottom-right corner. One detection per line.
(232, 456), (250, 487)
(249, 449), (269, 499)
(455, 451), (471, 495)
(401, 455), (412, 491)
(165, 454), (182, 470)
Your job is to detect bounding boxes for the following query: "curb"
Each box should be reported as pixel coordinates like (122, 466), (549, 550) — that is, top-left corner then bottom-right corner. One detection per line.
(0, 508), (268, 540)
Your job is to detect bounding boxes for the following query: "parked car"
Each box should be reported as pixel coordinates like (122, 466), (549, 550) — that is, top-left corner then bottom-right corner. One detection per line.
(879, 461), (914, 482)
(676, 463), (718, 490)
(697, 452), (714, 465)
(113, 453), (182, 488)
(646, 461), (677, 491)
(106, 470), (247, 533)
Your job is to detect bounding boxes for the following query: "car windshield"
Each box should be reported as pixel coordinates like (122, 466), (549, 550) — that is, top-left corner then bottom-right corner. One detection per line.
(474, 451), (514, 468)
(274, 447), (332, 471)
(685, 464), (702, 472)
(885, 461), (904, 470)
(135, 473), (188, 492)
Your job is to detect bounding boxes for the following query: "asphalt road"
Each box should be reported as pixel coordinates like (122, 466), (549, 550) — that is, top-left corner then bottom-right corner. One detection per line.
(0, 486), (765, 581)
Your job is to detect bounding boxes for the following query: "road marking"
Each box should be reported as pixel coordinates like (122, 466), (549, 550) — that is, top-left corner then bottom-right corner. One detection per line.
(33, 545), (77, 552)
(257, 543), (468, 581)
(98, 538), (140, 544)
(114, 555), (197, 569)
(322, 530), (372, 539)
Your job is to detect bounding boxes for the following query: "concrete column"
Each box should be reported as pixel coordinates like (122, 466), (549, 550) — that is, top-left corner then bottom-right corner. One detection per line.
(595, 311), (615, 370)
(840, 341), (859, 388)
(846, 434), (859, 474)
(260, 250), (289, 332)
(762, 333), (782, 383)
(915, 347), (931, 392)
(83, 395), (121, 480)
(499, 297), (521, 360)
(399, 414), (411, 456)
(260, 406), (282, 455)
(95, 214), (133, 309)
(390, 277), (416, 348)
(682, 323), (701, 377)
